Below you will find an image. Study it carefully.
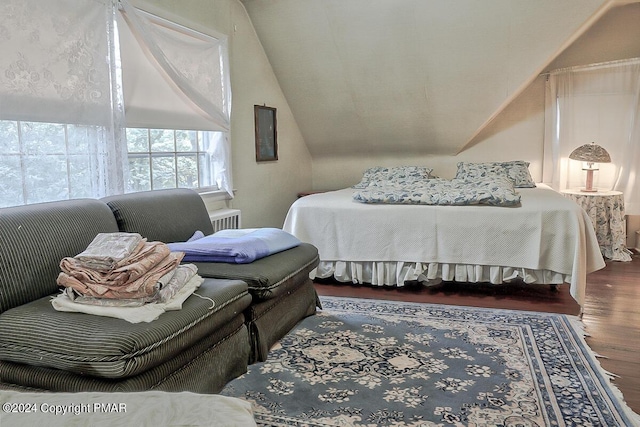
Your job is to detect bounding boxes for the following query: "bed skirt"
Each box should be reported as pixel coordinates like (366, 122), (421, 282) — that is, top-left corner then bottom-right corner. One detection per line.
(313, 261), (568, 287)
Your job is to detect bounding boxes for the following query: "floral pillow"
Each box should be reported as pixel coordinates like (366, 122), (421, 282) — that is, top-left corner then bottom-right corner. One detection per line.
(352, 166), (434, 188)
(455, 161), (536, 188)
(352, 167), (387, 189)
(353, 176), (521, 206)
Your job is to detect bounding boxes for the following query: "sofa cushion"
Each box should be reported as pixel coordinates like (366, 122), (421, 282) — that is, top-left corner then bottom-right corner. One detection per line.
(102, 188), (214, 244)
(0, 314), (250, 393)
(194, 243), (319, 300)
(0, 279), (251, 379)
(0, 199), (120, 314)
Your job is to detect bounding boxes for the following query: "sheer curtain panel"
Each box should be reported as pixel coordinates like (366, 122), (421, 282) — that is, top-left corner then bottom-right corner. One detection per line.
(118, 0), (233, 197)
(543, 59), (640, 214)
(0, 0), (127, 202)
(0, 0), (233, 206)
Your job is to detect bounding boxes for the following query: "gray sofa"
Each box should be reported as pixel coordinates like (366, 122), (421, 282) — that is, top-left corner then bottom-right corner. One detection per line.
(0, 189), (319, 393)
(102, 189), (320, 363)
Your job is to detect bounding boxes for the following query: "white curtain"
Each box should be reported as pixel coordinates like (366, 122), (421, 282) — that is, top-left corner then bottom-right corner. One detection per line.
(118, 0), (233, 197)
(0, 0), (233, 203)
(0, 0), (127, 198)
(543, 58), (640, 214)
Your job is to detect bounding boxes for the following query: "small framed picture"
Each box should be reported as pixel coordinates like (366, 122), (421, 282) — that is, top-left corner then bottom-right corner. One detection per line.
(254, 105), (278, 162)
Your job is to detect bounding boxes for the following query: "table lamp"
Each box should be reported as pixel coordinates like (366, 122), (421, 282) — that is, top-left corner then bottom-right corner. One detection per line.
(568, 142), (611, 192)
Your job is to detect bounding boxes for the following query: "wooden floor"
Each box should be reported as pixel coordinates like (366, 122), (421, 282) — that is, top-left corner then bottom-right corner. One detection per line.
(314, 252), (640, 415)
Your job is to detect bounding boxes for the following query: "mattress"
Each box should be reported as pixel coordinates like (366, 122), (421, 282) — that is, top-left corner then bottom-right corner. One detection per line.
(283, 184), (605, 307)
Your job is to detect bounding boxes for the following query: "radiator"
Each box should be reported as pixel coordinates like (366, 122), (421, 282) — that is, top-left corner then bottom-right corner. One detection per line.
(209, 209), (241, 232)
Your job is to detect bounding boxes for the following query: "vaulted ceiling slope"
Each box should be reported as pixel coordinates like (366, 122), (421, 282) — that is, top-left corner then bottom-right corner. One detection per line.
(241, 0), (620, 157)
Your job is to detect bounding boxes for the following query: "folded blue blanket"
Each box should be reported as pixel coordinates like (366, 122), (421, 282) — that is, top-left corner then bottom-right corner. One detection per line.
(167, 228), (301, 264)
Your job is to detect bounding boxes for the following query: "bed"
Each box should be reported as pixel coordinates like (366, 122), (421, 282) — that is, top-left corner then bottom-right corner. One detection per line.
(283, 163), (606, 308)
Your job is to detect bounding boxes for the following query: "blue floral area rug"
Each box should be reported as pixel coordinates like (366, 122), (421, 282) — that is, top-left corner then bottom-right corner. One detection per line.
(221, 297), (639, 426)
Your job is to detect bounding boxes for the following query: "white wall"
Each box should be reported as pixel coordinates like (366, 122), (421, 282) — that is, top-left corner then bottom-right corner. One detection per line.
(132, 0), (313, 228)
(311, 76), (545, 189)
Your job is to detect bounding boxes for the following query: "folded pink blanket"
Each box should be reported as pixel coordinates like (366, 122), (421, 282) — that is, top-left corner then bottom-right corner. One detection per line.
(58, 242), (184, 299)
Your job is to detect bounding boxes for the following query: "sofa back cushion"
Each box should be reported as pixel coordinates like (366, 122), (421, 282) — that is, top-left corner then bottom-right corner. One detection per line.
(102, 188), (214, 244)
(0, 199), (119, 314)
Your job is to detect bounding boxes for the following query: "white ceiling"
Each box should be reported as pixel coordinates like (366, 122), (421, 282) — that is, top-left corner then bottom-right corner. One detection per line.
(240, 0), (638, 158)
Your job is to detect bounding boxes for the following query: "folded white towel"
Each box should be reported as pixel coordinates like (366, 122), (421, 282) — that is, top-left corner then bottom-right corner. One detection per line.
(51, 274), (205, 323)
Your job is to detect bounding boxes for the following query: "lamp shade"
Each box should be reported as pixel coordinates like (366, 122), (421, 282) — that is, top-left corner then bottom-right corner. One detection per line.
(569, 142), (611, 163)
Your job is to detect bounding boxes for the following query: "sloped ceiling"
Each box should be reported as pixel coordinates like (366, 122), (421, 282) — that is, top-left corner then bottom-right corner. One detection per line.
(240, 0), (632, 158)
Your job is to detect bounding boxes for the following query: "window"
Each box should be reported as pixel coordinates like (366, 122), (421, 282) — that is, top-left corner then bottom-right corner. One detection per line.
(0, 0), (232, 208)
(0, 121), (223, 207)
(544, 58), (640, 214)
(0, 120), (107, 207)
(126, 128), (219, 192)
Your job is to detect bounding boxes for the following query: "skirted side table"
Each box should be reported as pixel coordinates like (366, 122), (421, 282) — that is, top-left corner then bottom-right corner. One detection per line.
(561, 189), (632, 262)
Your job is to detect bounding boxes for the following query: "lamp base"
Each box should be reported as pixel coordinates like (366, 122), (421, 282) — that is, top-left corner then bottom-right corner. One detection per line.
(582, 169), (597, 192)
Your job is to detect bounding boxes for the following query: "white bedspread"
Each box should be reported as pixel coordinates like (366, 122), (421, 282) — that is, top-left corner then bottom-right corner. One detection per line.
(283, 184), (605, 307)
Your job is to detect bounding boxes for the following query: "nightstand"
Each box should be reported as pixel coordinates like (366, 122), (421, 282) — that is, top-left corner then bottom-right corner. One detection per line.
(561, 189), (632, 262)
